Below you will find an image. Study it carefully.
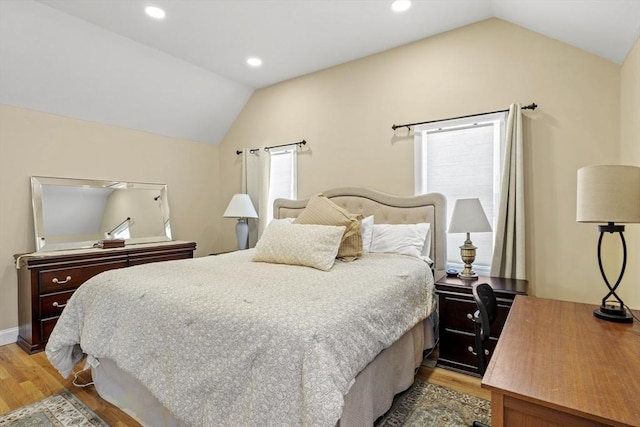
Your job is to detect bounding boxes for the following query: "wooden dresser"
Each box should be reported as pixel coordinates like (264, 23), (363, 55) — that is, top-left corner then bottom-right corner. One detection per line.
(435, 275), (528, 376)
(15, 241), (196, 354)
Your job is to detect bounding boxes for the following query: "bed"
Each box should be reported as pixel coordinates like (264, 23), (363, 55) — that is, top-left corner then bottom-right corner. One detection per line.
(46, 187), (446, 427)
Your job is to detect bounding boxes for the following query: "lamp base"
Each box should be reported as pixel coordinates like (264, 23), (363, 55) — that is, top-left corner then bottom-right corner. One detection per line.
(458, 271), (478, 279)
(458, 233), (478, 279)
(592, 225), (633, 324)
(593, 304), (633, 323)
(236, 219), (249, 250)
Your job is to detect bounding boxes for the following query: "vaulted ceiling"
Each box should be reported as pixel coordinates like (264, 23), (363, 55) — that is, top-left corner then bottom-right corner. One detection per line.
(1, 0), (638, 144)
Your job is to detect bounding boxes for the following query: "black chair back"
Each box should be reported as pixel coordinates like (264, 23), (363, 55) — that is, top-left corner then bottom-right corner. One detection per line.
(473, 283), (498, 341)
(471, 283), (498, 377)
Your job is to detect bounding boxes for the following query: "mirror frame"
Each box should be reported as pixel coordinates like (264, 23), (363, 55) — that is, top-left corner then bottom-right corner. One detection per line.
(31, 176), (172, 251)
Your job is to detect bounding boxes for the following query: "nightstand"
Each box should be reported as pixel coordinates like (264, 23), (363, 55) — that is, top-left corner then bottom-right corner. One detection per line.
(435, 275), (528, 376)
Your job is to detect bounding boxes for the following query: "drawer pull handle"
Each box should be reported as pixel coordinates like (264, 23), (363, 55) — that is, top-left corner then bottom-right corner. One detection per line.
(52, 301), (68, 308)
(468, 346), (490, 356)
(52, 276), (72, 284)
(467, 313), (474, 320)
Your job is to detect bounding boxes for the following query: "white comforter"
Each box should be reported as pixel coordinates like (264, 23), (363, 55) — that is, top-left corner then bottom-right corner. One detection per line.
(46, 250), (434, 427)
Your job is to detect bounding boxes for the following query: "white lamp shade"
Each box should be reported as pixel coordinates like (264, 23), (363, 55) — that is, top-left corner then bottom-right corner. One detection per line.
(576, 165), (640, 223)
(223, 194), (258, 218)
(448, 198), (492, 233)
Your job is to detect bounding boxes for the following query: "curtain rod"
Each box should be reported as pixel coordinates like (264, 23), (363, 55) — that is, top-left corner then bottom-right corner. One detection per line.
(264, 139), (306, 152)
(391, 102), (538, 131)
(235, 148), (259, 155)
(236, 140), (307, 155)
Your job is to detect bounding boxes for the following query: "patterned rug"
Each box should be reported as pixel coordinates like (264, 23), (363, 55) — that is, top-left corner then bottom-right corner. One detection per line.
(376, 380), (491, 426)
(0, 389), (108, 427)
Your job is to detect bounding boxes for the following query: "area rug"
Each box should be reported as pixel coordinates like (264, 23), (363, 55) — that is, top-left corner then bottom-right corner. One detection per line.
(376, 380), (491, 427)
(0, 389), (108, 426)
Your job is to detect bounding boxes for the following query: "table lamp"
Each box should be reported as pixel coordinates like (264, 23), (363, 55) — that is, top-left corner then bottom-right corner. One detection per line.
(223, 193), (258, 250)
(448, 198), (492, 279)
(577, 165), (640, 323)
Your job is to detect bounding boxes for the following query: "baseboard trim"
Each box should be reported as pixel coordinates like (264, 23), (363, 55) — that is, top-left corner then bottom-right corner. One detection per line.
(0, 327), (18, 346)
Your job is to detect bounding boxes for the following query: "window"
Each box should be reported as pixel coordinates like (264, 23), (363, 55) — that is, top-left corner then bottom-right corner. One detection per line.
(265, 146), (297, 224)
(414, 112), (507, 272)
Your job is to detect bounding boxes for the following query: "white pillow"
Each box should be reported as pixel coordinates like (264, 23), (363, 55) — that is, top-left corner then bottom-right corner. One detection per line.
(370, 223), (431, 260)
(252, 223), (346, 271)
(421, 223), (432, 260)
(269, 217), (295, 226)
(361, 215), (374, 253)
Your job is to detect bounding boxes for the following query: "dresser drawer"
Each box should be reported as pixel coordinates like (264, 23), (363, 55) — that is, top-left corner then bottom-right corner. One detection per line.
(39, 260), (128, 294)
(128, 251), (192, 266)
(40, 291), (75, 318)
(40, 317), (58, 342)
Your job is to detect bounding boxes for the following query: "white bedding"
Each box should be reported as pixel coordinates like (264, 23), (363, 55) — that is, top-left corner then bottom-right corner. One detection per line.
(46, 250), (434, 426)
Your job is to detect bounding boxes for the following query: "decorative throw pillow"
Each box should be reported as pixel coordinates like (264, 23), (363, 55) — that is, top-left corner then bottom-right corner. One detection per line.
(370, 223), (431, 260)
(294, 194), (363, 260)
(361, 215), (374, 253)
(252, 224), (345, 271)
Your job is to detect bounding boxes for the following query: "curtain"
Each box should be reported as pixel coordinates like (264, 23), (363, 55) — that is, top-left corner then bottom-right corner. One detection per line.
(241, 149), (261, 248)
(257, 149), (272, 240)
(490, 104), (526, 279)
(241, 145), (298, 247)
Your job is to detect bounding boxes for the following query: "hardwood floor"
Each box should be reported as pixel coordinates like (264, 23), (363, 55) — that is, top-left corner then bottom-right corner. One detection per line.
(0, 344), (139, 426)
(0, 343), (487, 423)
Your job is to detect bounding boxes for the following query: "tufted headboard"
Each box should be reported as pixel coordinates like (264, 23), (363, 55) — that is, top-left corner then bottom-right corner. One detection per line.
(273, 187), (447, 280)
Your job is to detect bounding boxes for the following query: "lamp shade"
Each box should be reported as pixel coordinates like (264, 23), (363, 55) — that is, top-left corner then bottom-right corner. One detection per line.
(448, 198), (492, 233)
(223, 194), (258, 218)
(576, 165), (640, 223)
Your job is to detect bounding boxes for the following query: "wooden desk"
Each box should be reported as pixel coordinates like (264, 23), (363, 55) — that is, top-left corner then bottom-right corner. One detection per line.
(482, 296), (640, 427)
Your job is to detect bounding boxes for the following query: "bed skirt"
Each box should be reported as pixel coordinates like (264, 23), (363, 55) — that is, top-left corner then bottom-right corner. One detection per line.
(90, 315), (436, 427)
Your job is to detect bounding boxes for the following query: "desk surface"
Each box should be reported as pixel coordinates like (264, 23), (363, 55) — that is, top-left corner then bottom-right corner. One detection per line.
(482, 296), (640, 426)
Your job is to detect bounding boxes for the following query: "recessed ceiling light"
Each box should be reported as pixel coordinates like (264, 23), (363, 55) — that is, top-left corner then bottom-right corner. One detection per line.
(145, 6), (166, 20)
(391, 0), (411, 12)
(247, 57), (263, 67)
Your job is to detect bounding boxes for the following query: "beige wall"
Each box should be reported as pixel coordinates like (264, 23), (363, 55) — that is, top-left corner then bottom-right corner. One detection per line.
(219, 18), (638, 308)
(1, 18), (636, 334)
(0, 105), (221, 331)
(619, 38), (640, 311)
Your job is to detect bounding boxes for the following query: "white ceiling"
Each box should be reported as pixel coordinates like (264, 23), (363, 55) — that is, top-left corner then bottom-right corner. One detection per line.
(1, 0), (638, 144)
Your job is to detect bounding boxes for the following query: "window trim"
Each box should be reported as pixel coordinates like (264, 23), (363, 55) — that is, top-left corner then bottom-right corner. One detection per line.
(413, 111), (507, 272)
(265, 145), (297, 225)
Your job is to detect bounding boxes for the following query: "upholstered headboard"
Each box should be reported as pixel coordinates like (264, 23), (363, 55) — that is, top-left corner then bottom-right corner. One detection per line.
(273, 187), (447, 280)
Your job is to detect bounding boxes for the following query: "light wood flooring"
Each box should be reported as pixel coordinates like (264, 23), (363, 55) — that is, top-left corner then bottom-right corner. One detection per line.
(0, 343), (488, 424)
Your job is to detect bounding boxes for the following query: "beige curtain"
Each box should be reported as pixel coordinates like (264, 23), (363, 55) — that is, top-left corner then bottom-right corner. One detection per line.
(241, 149), (261, 248)
(257, 150), (271, 240)
(490, 104), (526, 279)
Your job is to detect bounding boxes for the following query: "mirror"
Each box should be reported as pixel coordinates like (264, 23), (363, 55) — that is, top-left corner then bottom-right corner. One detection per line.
(31, 176), (172, 251)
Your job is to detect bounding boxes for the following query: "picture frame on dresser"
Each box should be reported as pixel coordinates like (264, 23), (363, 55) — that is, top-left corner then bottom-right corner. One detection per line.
(434, 275), (528, 376)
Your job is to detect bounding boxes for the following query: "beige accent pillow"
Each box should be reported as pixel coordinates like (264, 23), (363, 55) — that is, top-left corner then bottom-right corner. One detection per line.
(294, 194), (363, 260)
(252, 224), (345, 271)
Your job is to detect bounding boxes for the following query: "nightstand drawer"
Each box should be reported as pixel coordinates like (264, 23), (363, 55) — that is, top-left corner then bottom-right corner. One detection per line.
(438, 329), (498, 374)
(39, 260), (128, 294)
(440, 292), (515, 336)
(440, 295), (477, 333)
